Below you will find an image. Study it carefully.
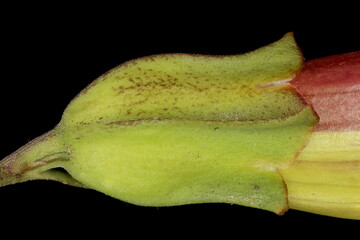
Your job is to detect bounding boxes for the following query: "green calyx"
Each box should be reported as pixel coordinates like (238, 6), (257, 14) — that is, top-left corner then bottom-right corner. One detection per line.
(63, 32), (305, 124)
(0, 33), (317, 214)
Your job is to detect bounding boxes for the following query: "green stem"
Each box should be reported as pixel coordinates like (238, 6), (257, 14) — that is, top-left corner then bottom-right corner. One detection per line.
(0, 127), (83, 187)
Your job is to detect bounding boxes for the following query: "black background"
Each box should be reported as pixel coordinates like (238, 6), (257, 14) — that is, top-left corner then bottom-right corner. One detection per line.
(1, 3), (359, 236)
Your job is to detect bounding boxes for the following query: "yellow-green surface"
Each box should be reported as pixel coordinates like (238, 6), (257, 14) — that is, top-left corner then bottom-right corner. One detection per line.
(63, 107), (315, 213)
(62, 33), (305, 125)
(0, 33), (317, 215)
(57, 33), (316, 213)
